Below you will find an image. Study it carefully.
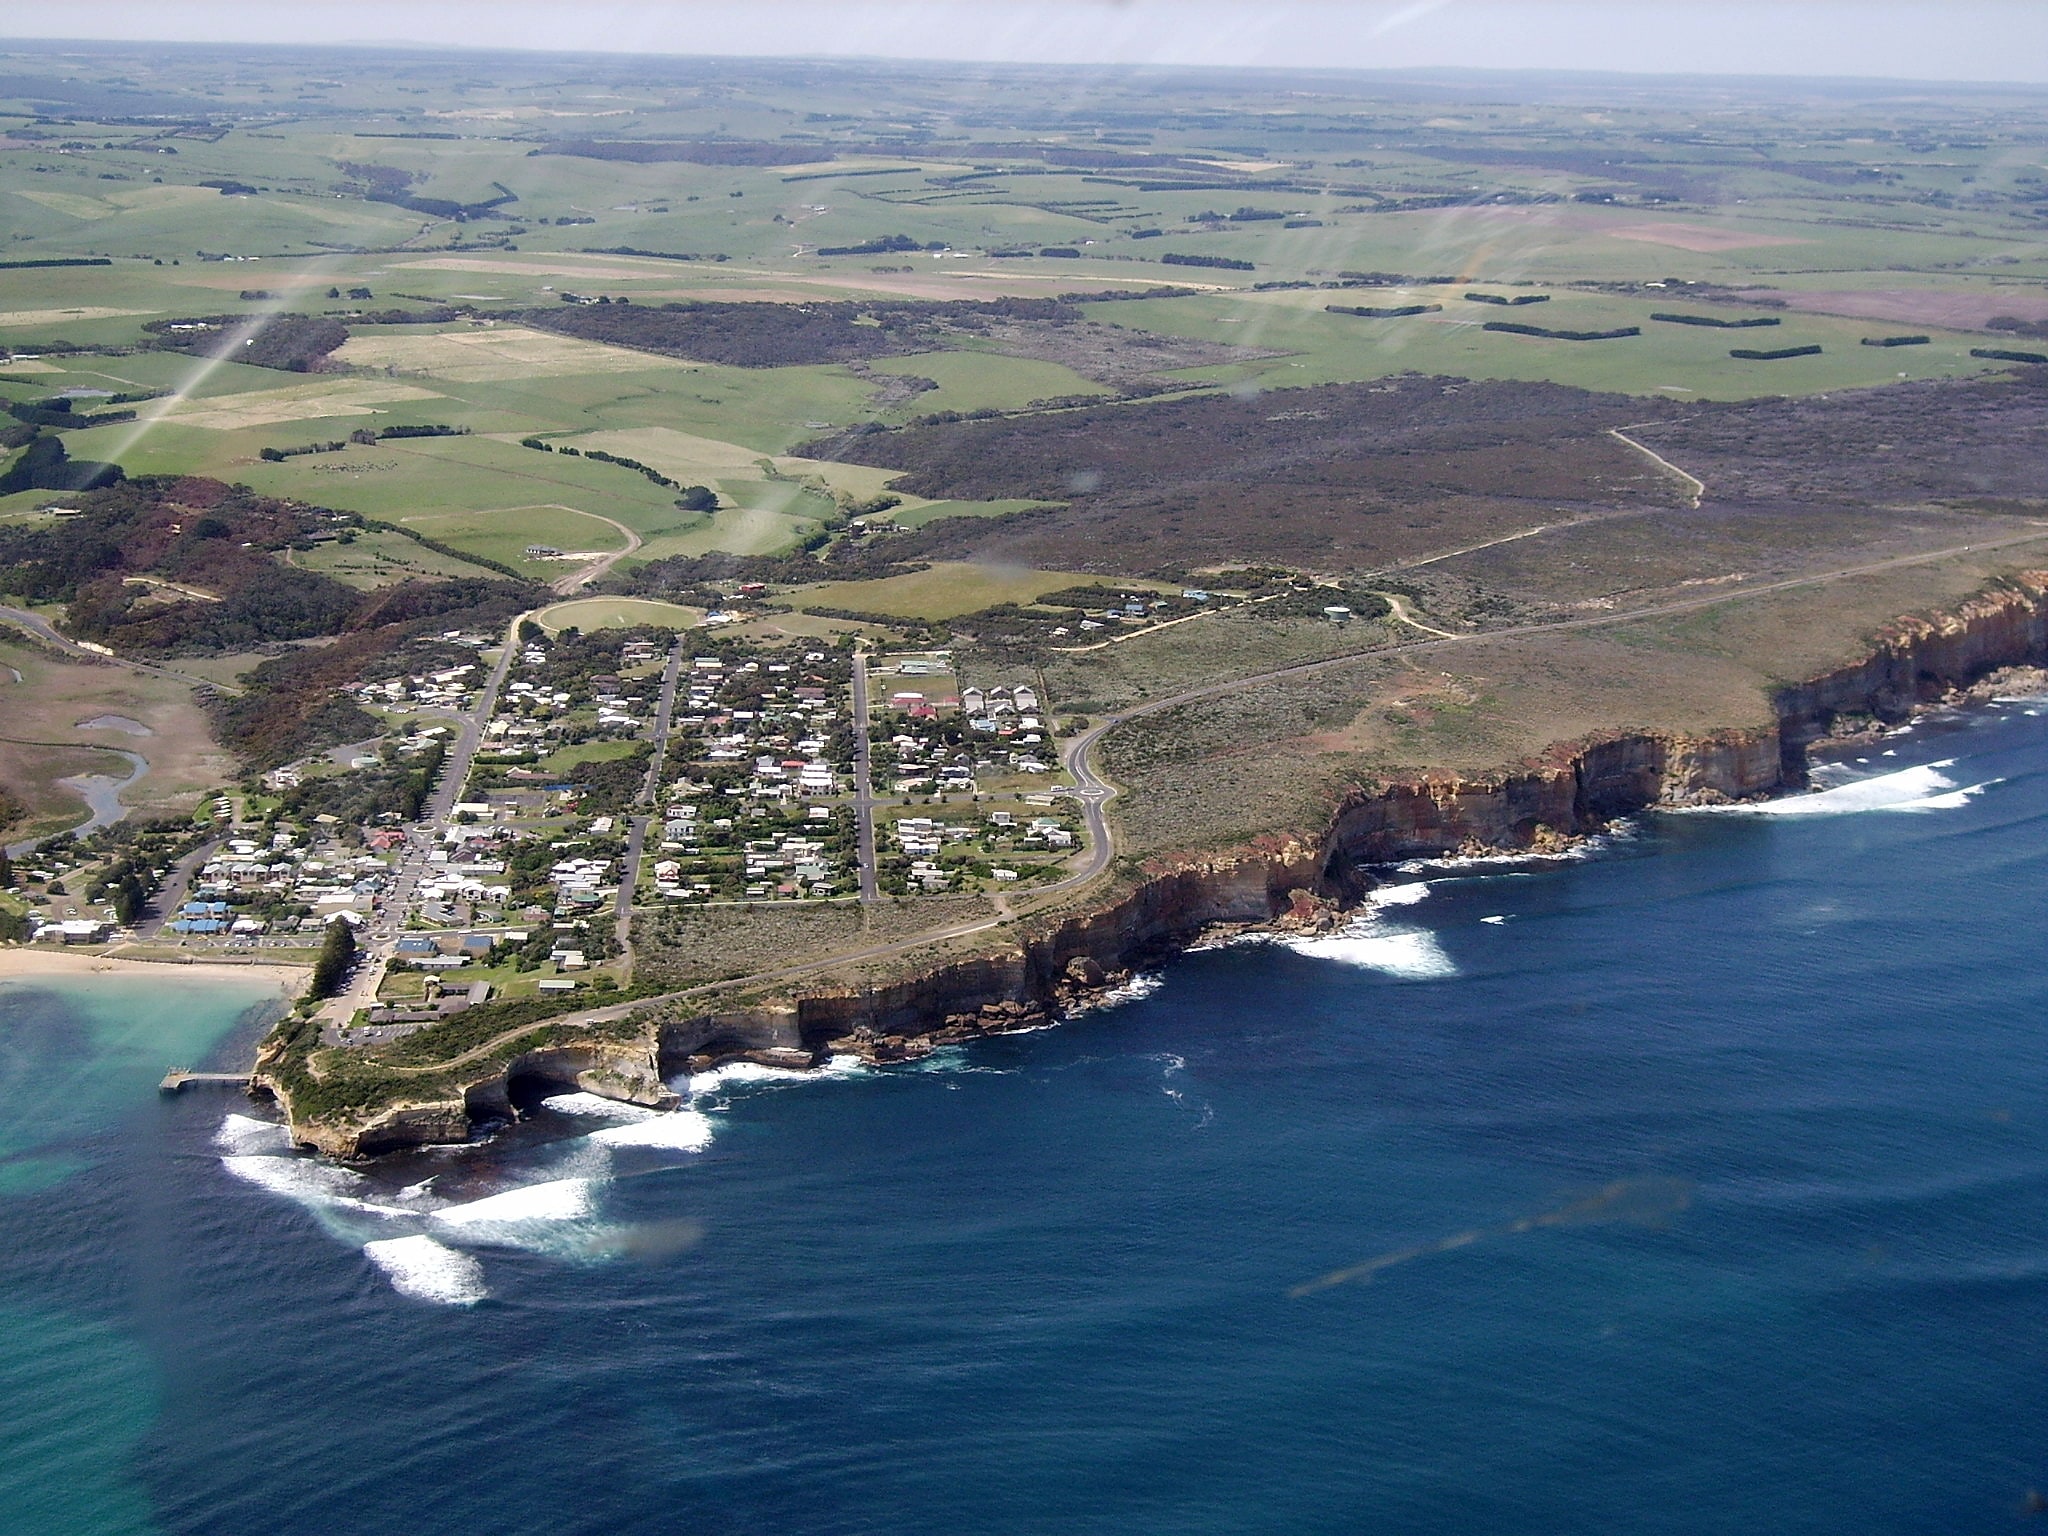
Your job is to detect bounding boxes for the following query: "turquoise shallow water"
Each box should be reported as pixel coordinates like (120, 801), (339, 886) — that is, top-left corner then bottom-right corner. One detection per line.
(4, 703), (2048, 1533)
(0, 972), (285, 1536)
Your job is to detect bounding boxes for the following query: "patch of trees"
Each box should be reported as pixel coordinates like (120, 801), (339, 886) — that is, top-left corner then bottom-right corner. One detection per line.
(1650, 312), (1781, 329)
(815, 234), (928, 256)
(259, 440), (346, 462)
(1987, 316), (2048, 341)
(4, 396), (136, 429)
(1973, 347), (2048, 364)
(1188, 207), (1286, 223)
(1329, 303), (1441, 318)
(0, 434), (123, 496)
(0, 257), (111, 270)
(200, 179), (259, 195)
(583, 246), (727, 263)
(557, 744), (655, 815)
(309, 917), (357, 1000)
(1484, 321), (1640, 341)
(283, 740), (446, 829)
(143, 313), (350, 372)
(213, 577), (542, 766)
(1339, 271), (1461, 285)
(1861, 335), (1929, 347)
(517, 294), (1082, 369)
(1730, 344), (1823, 360)
(1161, 253), (1255, 271)
(1464, 292), (1549, 306)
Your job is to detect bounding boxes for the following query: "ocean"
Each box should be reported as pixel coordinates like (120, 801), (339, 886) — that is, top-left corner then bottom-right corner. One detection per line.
(3, 698), (2047, 1534)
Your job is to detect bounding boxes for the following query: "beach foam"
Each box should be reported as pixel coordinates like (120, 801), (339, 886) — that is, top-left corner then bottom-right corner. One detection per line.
(362, 1235), (487, 1307)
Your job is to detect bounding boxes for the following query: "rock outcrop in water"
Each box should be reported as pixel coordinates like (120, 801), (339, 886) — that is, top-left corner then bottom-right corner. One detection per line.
(263, 572), (2048, 1157)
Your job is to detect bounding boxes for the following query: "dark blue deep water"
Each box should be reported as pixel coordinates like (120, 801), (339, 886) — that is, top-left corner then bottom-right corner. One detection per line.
(5, 702), (2048, 1535)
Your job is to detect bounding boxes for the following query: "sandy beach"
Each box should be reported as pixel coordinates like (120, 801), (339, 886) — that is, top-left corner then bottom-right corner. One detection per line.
(0, 945), (308, 995)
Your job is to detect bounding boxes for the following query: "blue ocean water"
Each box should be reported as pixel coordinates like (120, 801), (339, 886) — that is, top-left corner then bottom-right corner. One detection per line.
(5, 701), (2048, 1534)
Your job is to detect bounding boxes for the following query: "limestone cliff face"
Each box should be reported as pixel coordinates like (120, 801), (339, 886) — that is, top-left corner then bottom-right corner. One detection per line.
(1775, 573), (2048, 767)
(259, 1034), (679, 1159)
(275, 572), (2048, 1154)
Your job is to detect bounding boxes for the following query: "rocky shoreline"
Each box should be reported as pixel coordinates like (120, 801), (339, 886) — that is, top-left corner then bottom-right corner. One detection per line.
(257, 571), (2048, 1159)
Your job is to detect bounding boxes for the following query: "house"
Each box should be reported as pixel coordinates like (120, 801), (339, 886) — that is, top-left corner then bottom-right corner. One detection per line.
(41, 918), (113, 943)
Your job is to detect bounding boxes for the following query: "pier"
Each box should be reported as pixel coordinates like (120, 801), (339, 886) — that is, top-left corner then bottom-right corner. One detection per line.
(159, 1070), (252, 1093)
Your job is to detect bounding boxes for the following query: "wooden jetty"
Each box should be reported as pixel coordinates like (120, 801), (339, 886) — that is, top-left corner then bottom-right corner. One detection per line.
(159, 1070), (252, 1093)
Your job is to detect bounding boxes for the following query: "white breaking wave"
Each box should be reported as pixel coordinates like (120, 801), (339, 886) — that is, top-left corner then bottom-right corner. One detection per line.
(431, 1177), (595, 1228)
(1096, 972), (1163, 1007)
(1685, 760), (1997, 817)
(1285, 926), (1460, 980)
(539, 1091), (659, 1122)
(214, 1112), (290, 1156)
(588, 1110), (716, 1151)
(363, 1235), (487, 1306)
(1366, 880), (1432, 908)
(218, 1143), (413, 1219)
(1481, 915), (1509, 925)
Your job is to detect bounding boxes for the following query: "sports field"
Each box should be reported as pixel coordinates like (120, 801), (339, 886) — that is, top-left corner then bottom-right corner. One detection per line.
(537, 597), (703, 634)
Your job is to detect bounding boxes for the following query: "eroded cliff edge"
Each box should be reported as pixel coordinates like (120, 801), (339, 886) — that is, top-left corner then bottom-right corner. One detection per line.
(258, 572), (2048, 1157)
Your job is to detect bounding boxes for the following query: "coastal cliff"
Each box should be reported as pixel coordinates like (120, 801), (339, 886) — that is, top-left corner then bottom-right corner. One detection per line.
(262, 571), (2048, 1157)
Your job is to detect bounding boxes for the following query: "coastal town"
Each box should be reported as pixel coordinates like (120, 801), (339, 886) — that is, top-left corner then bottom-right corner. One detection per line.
(2, 614), (1097, 1032)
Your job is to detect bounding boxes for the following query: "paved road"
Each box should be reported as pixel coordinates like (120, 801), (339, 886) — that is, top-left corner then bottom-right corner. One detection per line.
(329, 615), (525, 1020)
(136, 835), (222, 939)
(615, 638), (686, 959)
(850, 650), (881, 903)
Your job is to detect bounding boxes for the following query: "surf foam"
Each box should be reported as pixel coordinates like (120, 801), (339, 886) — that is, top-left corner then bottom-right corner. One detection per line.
(587, 1110), (716, 1151)
(1689, 760), (1995, 817)
(431, 1177), (596, 1228)
(362, 1235), (487, 1307)
(1286, 927), (1460, 980)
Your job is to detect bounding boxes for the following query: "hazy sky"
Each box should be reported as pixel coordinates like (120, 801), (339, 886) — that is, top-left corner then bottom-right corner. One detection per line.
(6, 2), (2048, 85)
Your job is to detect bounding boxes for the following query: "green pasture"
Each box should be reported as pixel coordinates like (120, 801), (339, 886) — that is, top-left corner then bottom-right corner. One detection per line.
(867, 350), (1116, 415)
(1096, 285), (2006, 402)
(401, 505), (629, 578)
(290, 528), (501, 589)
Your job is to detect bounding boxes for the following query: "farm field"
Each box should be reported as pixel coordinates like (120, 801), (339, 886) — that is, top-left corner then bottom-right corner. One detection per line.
(5, 39), (2048, 898)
